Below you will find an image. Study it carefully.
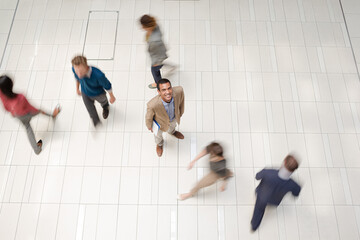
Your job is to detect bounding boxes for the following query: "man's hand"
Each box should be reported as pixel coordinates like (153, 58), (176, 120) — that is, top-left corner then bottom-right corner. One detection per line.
(76, 89), (81, 96)
(109, 95), (116, 104)
(109, 92), (116, 104)
(148, 127), (153, 133)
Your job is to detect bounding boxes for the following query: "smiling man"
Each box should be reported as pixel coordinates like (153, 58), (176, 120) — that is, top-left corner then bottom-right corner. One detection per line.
(145, 78), (185, 157)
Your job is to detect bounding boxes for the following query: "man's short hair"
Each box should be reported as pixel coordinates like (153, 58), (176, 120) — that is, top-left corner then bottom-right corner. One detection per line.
(284, 155), (299, 172)
(157, 78), (171, 90)
(71, 55), (88, 66)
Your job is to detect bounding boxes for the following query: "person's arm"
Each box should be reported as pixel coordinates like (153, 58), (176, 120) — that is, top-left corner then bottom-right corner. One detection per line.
(291, 182), (301, 197)
(145, 104), (155, 132)
(179, 87), (185, 117)
(76, 80), (81, 96)
(188, 149), (208, 170)
(107, 90), (116, 104)
(72, 67), (81, 96)
(255, 169), (265, 180)
(98, 73), (116, 104)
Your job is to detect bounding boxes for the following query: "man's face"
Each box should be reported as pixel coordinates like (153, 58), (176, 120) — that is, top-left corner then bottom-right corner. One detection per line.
(158, 82), (173, 103)
(73, 64), (89, 79)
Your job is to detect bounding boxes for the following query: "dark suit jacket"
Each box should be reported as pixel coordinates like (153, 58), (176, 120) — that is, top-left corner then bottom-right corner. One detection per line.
(255, 169), (301, 206)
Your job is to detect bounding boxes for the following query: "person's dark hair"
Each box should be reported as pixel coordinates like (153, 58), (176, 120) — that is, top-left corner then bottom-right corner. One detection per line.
(206, 142), (223, 157)
(0, 75), (17, 99)
(140, 14), (156, 28)
(157, 78), (171, 90)
(284, 155), (299, 172)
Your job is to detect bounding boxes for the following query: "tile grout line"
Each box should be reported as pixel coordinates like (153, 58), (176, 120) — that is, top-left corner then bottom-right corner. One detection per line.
(13, 0), (67, 238)
(1, 165), (359, 169)
(15, 0), (44, 236)
(131, 1), (144, 239)
(51, 2), (85, 234)
(3, 1), (360, 239)
(281, 5), (319, 237)
(112, 1), (125, 239)
(335, 5), (360, 237)
(45, 0), (76, 235)
(0, 0), (19, 69)
(337, 0), (360, 80)
(2, 201), (360, 206)
(113, 1), (134, 239)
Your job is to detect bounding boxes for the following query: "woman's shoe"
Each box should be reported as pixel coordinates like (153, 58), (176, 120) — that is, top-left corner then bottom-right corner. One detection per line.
(37, 139), (43, 147)
(35, 140), (43, 155)
(148, 83), (157, 89)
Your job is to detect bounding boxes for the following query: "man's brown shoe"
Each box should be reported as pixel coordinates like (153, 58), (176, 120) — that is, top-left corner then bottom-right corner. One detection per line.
(156, 145), (163, 157)
(172, 131), (184, 139)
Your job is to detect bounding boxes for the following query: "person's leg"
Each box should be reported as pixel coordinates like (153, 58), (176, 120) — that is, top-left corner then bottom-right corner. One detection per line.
(179, 172), (220, 200)
(220, 169), (234, 191)
(225, 169), (234, 179)
(166, 120), (177, 135)
(167, 120), (184, 139)
(18, 115), (42, 154)
(251, 197), (267, 231)
(151, 65), (163, 84)
(93, 93), (110, 119)
(161, 62), (177, 77)
(93, 93), (109, 109)
(81, 92), (100, 126)
(154, 128), (164, 156)
(154, 129), (164, 146)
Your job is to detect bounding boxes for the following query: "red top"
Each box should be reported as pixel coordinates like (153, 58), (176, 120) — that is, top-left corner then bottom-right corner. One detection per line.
(0, 91), (39, 117)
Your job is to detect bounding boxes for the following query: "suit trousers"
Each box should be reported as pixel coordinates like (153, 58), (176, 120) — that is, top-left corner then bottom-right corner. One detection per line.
(154, 119), (176, 146)
(251, 196), (268, 231)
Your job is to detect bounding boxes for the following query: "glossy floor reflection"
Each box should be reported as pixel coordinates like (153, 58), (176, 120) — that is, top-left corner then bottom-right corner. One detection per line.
(0, 0), (360, 239)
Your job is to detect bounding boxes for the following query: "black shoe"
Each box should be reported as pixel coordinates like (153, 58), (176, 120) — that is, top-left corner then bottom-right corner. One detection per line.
(35, 140), (43, 155)
(102, 107), (109, 119)
(93, 120), (101, 128)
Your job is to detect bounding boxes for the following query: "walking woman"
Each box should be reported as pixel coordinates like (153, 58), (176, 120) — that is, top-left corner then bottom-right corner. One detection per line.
(178, 142), (233, 200)
(140, 14), (175, 89)
(0, 75), (60, 154)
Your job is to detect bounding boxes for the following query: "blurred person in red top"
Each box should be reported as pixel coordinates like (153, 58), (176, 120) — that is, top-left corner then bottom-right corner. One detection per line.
(0, 75), (60, 154)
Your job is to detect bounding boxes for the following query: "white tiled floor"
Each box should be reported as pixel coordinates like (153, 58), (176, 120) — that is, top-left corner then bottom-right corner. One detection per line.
(0, 0), (360, 239)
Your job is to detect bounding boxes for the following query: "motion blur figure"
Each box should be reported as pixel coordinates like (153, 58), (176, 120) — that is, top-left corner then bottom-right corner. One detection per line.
(139, 14), (176, 89)
(0, 75), (60, 154)
(71, 55), (116, 127)
(251, 154), (301, 231)
(178, 142), (233, 200)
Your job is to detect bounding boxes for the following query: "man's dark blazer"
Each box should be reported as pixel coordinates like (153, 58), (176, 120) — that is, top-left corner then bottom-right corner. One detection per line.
(255, 169), (301, 205)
